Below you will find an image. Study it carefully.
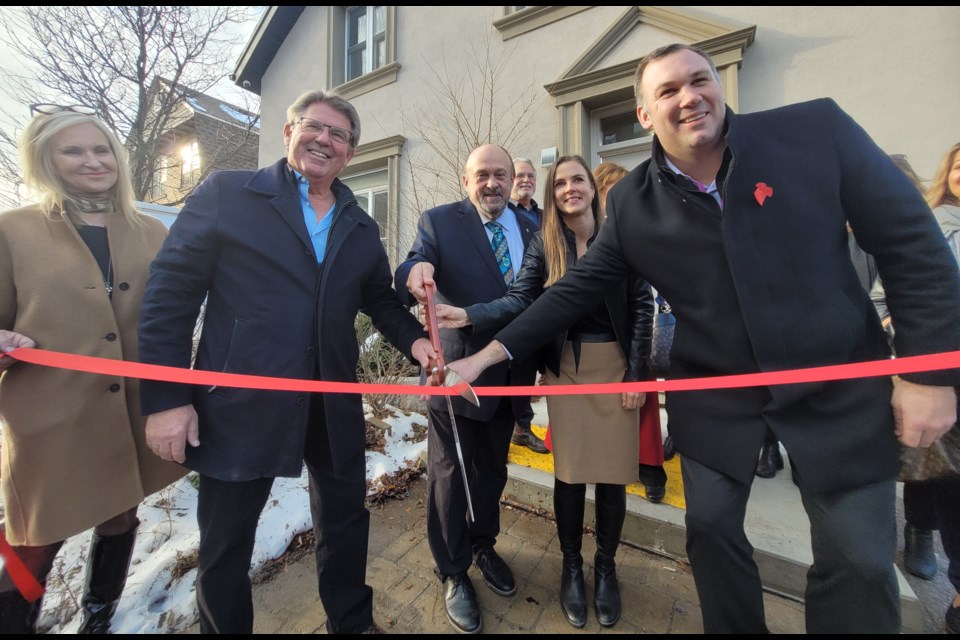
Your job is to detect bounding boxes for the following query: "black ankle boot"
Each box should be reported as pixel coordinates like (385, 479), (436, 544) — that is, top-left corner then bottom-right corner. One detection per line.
(78, 522), (139, 634)
(594, 484), (625, 628)
(554, 479), (587, 628)
(755, 431), (783, 479)
(0, 588), (44, 634)
(903, 523), (937, 580)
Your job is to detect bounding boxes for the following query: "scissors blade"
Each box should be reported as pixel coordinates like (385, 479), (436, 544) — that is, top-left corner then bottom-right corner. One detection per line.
(442, 366), (480, 407)
(446, 395), (475, 523)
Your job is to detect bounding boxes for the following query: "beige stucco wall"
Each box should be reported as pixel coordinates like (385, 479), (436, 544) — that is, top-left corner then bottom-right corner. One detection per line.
(257, 6), (960, 240)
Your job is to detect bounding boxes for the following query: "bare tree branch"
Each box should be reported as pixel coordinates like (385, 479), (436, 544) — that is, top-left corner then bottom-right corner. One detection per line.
(400, 29), (541, 220)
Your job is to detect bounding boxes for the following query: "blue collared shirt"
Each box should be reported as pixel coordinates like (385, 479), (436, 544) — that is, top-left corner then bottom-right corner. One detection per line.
(293, 169), (336, 263)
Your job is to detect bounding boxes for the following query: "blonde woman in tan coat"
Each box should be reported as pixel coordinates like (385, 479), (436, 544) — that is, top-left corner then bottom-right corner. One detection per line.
(0, 106), (185, 633)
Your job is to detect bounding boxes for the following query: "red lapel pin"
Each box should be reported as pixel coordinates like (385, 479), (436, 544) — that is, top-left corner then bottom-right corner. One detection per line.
(754, 182), (773, 206)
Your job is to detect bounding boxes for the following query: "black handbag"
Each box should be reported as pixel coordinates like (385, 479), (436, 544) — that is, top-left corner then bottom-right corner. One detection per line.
(650, 295), (675, 378)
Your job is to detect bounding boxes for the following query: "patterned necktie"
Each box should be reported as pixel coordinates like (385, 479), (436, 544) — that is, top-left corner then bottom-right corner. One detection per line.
(485, 220), (514, 286)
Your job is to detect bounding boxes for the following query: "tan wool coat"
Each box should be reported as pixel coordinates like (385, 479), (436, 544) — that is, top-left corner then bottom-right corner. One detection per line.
(0, 205), (186, 546)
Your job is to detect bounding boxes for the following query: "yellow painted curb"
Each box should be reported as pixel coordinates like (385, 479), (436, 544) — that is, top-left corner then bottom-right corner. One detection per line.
(508, 424), (686, 510)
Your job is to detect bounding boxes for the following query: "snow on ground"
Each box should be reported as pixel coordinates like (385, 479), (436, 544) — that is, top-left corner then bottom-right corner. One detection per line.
(29, 405), (428, 634)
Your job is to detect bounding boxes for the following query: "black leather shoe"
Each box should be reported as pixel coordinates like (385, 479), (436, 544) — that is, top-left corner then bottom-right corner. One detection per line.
(443, 574), (481, 634)
(755, 441), (784, 479)
(511, 424), (549, 454)
(644, 485), (666, 504)
(904, 524), (937, 580)
(559, 560), (587, 628)
(474, 546), (516, 596)
(594, 561), (621, 628)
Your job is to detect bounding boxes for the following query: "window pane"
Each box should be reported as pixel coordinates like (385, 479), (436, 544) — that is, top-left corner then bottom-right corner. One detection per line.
(181, 140), (200, 174)
(347, 47), (363, 81)
(347, 7), (367, 46)
(373, 191), (388, 230)
(600, 112), (648, 145)
(355, 193), (369, 212)
(373, 6), (386, 35)
(375, 35), (385, 70)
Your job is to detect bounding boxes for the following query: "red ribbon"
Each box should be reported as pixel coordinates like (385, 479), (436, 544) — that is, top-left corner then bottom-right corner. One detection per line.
(5, 347), (960, 396)
(0, 531), (44, 602)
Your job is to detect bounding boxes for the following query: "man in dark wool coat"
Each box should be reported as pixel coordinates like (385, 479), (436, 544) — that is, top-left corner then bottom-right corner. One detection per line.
(138, 90), (434, 634)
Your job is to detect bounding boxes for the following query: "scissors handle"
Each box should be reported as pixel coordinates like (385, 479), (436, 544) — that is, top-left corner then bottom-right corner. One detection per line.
(424, 282), (446, 385)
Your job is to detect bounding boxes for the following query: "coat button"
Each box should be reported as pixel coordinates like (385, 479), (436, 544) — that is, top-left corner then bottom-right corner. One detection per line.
(306, 346), (316, 356)
(296, 396), (306, 406)
(109, 383), (121, 392)
(118, 282), (130, 291)
(105, 333), (117, 342)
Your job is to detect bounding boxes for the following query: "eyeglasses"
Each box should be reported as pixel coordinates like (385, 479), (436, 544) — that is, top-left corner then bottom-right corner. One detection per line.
(30, 103), (97, 116)
(295, 116), (352, 146)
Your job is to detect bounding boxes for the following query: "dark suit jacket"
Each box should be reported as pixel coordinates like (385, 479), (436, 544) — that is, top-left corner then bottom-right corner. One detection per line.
(495, 99), (960, 492)
(139, 158), (425, 481)
(395, 199), (538, 421)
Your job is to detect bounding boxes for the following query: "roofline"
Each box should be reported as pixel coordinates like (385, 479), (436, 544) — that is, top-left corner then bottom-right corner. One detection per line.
(231, 6), (305, 96)
(178, 110), (261, 133)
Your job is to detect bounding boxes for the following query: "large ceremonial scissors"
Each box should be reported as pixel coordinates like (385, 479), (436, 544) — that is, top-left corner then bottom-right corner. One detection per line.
(423, 281), (480, 522)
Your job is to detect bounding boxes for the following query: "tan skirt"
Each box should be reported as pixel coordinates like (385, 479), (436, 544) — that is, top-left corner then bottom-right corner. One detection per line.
(545, 340), (639, 485)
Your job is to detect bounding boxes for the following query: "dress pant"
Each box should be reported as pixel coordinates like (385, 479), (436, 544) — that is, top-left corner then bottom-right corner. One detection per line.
(427, 396), (515, 577)
(304, 396), (372, 633)
(905, 477), (960, 592)
(196, 474), (273, 634)
(512, 395), (535, 429)
(681, 454), (899, 634)
(195, 395), (372, 634)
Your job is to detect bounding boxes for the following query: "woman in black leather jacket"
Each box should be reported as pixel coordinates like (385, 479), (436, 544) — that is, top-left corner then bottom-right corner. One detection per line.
(435, 155), (654, 629)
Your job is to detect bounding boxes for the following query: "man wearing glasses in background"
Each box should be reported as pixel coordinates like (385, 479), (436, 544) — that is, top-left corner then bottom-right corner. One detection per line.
(138, 90), (434, 634)
(507, 157), (549, 454)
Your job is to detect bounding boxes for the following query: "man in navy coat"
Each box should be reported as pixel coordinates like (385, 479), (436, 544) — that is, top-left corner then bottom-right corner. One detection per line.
(138, 90), (433, 634)
(395, 144), (538, 634)
(447, 45), (960, 633)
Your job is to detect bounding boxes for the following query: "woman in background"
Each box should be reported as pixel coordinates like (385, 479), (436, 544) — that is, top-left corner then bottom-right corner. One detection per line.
(0, 106), (184, 633)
